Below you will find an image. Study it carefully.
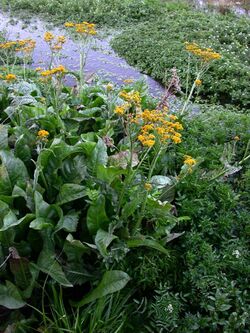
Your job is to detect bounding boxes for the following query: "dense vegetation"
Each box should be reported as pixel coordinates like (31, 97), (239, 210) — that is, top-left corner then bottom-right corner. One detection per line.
(0, 1), (249, 332)
(112, 9), (250, 108)
(1, 0), (164, 26)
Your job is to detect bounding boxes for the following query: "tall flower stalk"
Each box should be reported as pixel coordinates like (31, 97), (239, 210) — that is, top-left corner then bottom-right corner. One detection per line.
(65, 21), (97, 90)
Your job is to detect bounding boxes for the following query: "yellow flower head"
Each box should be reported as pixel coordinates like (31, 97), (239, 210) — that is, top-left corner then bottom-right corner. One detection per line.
(144, 182), (152, 191)
(195, 79), (202, 86)
(40, 65), (67, 77)
(65, 22), (75, 27)
(114, 103), (131, 116)
(37, 129), (49, 139)
(234, 136), (240, 141)
(5, 74), (16, 81)
(119, 90), (141, 106)
(183, 155), (196, 166)
(44, 32), (54, 43)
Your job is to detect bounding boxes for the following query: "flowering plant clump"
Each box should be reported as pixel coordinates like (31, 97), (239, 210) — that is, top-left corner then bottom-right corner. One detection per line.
(134, 108), (183, 147)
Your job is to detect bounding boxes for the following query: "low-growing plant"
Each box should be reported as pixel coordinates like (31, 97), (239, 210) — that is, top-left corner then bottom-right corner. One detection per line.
(112, 10), (250, 108)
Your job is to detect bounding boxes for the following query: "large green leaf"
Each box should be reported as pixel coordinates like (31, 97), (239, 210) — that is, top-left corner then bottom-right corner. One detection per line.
(0, 213), (35, 231)
(0, 164), (12, 196)
(87, 195), (109, 235)
(90, 137), (108, 173)
(95, 229), (117, 257)
(96, 165), (125, 184)
(36, 248), (73, 287)
(34, 191), (58, 219)
(0, 150), (29, 188)
(57, 184), (87, 205)
(29, 217), (54, 230)
(127, 237), (169, 255)
(0, 281), (26, 309)
(74, 270), (130, 307)
(55, 211), (80, 233)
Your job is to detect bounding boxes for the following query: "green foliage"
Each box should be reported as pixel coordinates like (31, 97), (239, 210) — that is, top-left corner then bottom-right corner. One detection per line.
(112, 11), (250, 108)
(1, 0), (163, 26)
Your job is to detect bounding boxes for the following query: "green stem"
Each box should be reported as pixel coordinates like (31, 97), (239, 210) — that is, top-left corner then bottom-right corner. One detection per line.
(132, 146), (162, 235)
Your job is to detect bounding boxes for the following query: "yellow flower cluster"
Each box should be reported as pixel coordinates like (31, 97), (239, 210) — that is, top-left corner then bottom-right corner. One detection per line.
(15, 39), (36, 55)
(65, 21), (97, 36)
(119, 90), (141, 106)
(134, 108), (183, 147)
(0, 41), (18, 49)
(0, 39), (36, 55)
(4, 74), (17, 81)
(183, 155), (196, 166)
(114, 103), (131, 116)
(183, 155), (197, 173)
(185, 42), (221, 62)
(37, 129), (49, 140)
(44, 32), (66, 51)
(40, 65), (67, 77)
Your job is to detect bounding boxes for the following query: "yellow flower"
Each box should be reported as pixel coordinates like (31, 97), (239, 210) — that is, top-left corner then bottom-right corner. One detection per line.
(185, 42), (221, 62)
(65, 22), (75, 27)
(37, 129), (49, 139)
(40, 65), (67, 77)
(44, 32), (54, 42)
(119, 90), (141, 106)
(57, 36), (66, 43)
(183, 155), (196, 166)
(114, 103), (130, 116)
(172, 135), (182, 144)
(144, 183), (152, 191)
(195, 79), (202, 86)
(234, 136), (240, 141)
(5, 74), (16, 81)
(35, 67), (42, 72)
(123, 79), (134, 84)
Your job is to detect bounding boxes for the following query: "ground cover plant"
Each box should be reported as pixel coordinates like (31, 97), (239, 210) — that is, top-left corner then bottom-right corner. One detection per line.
(1, 0), (164, 26)
(112, 8), (250, 109)
(0, 3), (250, 333)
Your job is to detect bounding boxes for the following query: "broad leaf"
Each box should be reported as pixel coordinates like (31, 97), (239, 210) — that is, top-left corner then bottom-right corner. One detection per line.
(87, 195), (109, 235)
(57, 184), (86, 205)
(55, 211), (80, 233)
(127, 237), (169, 255)
(36, 249), (73, 287)
(74, 270), (130, 307)
(0, 281), (26, 309)
(96, 165), (125, 184)
(95, 229), (117, 257)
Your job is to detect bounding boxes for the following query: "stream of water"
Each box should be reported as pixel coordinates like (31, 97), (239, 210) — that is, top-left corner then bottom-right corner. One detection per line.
(0, 11), (165, 96)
